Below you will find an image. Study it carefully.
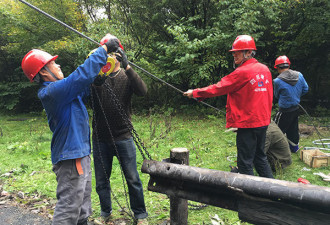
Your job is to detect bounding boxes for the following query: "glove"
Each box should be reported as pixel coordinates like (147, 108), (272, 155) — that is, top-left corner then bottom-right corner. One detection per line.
(104, 38), (120, 54)
(93, 75), (107, 86)
(100, 34), (124, 54)
(100, 34), (119, 53)
(115, 48), (128, 69)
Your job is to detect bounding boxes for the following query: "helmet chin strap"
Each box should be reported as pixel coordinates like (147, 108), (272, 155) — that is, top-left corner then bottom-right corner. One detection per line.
(44, 66), (59, 80)
(233, 51), (253, 69)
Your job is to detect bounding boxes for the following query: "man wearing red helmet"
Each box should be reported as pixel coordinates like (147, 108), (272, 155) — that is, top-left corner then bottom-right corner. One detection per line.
(21, 36), (120, 225)
(184, 35), (274, 178)
(91, 34), (149, 225)
(273, 55), (309, 153)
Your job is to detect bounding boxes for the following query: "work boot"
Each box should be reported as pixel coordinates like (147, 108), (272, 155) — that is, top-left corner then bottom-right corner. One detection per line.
(77, 218), (88, 225)
(94, 215), (112, 225)
(136, 218), (149, 225)
(289, 143), (299, 153)
(229, 165), (239, 173)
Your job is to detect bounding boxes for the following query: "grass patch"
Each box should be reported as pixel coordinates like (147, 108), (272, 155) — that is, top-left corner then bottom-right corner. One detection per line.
(0, 111), (329, 224)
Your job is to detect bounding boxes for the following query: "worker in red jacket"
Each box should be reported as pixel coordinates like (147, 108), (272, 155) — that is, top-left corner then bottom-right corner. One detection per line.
(184, 35), (274, 178)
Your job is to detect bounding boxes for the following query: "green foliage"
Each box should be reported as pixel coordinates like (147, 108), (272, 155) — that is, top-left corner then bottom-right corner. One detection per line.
(313, 105), (330, 117)
(113, 0), (328, 109)
(273, 0), (330, 100)
(0, 0), (329, 112)
(150, 0), (282, 89)
(0, 0), (88, 81)
(0, 82), (42, 112)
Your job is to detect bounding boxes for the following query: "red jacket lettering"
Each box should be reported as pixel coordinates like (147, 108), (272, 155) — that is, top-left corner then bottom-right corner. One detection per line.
(193, 58), (273, 128)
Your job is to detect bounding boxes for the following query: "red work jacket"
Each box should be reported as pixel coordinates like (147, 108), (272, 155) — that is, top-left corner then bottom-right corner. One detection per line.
(193, 58), (273, 128)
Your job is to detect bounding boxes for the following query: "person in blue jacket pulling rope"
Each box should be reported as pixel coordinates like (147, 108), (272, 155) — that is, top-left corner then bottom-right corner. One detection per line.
(21, 35), (120, 225)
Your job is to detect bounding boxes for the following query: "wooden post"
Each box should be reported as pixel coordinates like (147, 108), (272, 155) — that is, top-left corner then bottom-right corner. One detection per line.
(170, 148), (189, 225)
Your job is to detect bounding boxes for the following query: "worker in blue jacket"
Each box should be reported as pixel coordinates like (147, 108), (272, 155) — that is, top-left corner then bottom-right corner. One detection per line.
(21, 35), (120, 225)
(273, 55), (309, 153)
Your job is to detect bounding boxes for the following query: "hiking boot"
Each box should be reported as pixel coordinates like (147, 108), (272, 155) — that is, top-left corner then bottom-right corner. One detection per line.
(136, 218), (149, 225)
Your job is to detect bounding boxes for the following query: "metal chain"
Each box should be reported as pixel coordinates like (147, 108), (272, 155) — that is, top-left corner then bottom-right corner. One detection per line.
(90, 77), (153, 219)
(92, 81), (209, 217)
(90, 85), (134, 220)
(103, 81), (153, 160)
(188, 201), (208, 210)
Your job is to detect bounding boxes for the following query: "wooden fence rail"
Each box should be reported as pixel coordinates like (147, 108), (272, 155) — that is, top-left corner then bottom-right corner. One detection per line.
(141, 159), (330, 225)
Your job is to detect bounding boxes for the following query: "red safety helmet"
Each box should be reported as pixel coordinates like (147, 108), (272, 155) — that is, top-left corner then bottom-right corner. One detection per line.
(229, 35), (257, 52)
(274, 55), (291, 69)
(100, 33), (124, 50)
(22, 49), (58, 82)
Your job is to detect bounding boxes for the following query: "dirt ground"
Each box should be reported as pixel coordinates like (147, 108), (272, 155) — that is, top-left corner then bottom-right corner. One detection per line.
(0, 182), (134, 225)
(0, 202), (132, 225)
(0, 204), (51, 225)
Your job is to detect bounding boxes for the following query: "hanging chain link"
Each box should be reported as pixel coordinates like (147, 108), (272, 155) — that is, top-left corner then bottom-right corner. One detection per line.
(90, 75), (154, 220)
(90, 85), (134, 220)
(103, 81), (153, 160)
(91, 76), (210, 219)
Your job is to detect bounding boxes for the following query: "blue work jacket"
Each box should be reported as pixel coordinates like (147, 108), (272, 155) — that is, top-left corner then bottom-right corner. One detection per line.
(38, 47), (107, 164)
(274, 73), (308, 109)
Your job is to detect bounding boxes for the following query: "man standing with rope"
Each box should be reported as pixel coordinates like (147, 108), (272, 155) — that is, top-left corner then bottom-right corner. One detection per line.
(91, 34), (148, 225)
(21, 36), (119, 225)
(273, 55), (309, 153)
(184, 35), (274, 178)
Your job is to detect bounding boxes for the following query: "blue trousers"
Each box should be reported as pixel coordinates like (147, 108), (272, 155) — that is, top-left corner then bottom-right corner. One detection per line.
(92, 138), (148, 219)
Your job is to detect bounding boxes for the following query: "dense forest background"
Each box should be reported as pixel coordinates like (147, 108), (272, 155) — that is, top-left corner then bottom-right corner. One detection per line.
(0, 0), (329, 114)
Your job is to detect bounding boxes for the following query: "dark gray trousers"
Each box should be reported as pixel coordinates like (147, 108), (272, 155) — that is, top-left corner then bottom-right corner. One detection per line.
(236, 127), (274, 178)
(52, 155), (92, 225)
(274, 109), (300, 145)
